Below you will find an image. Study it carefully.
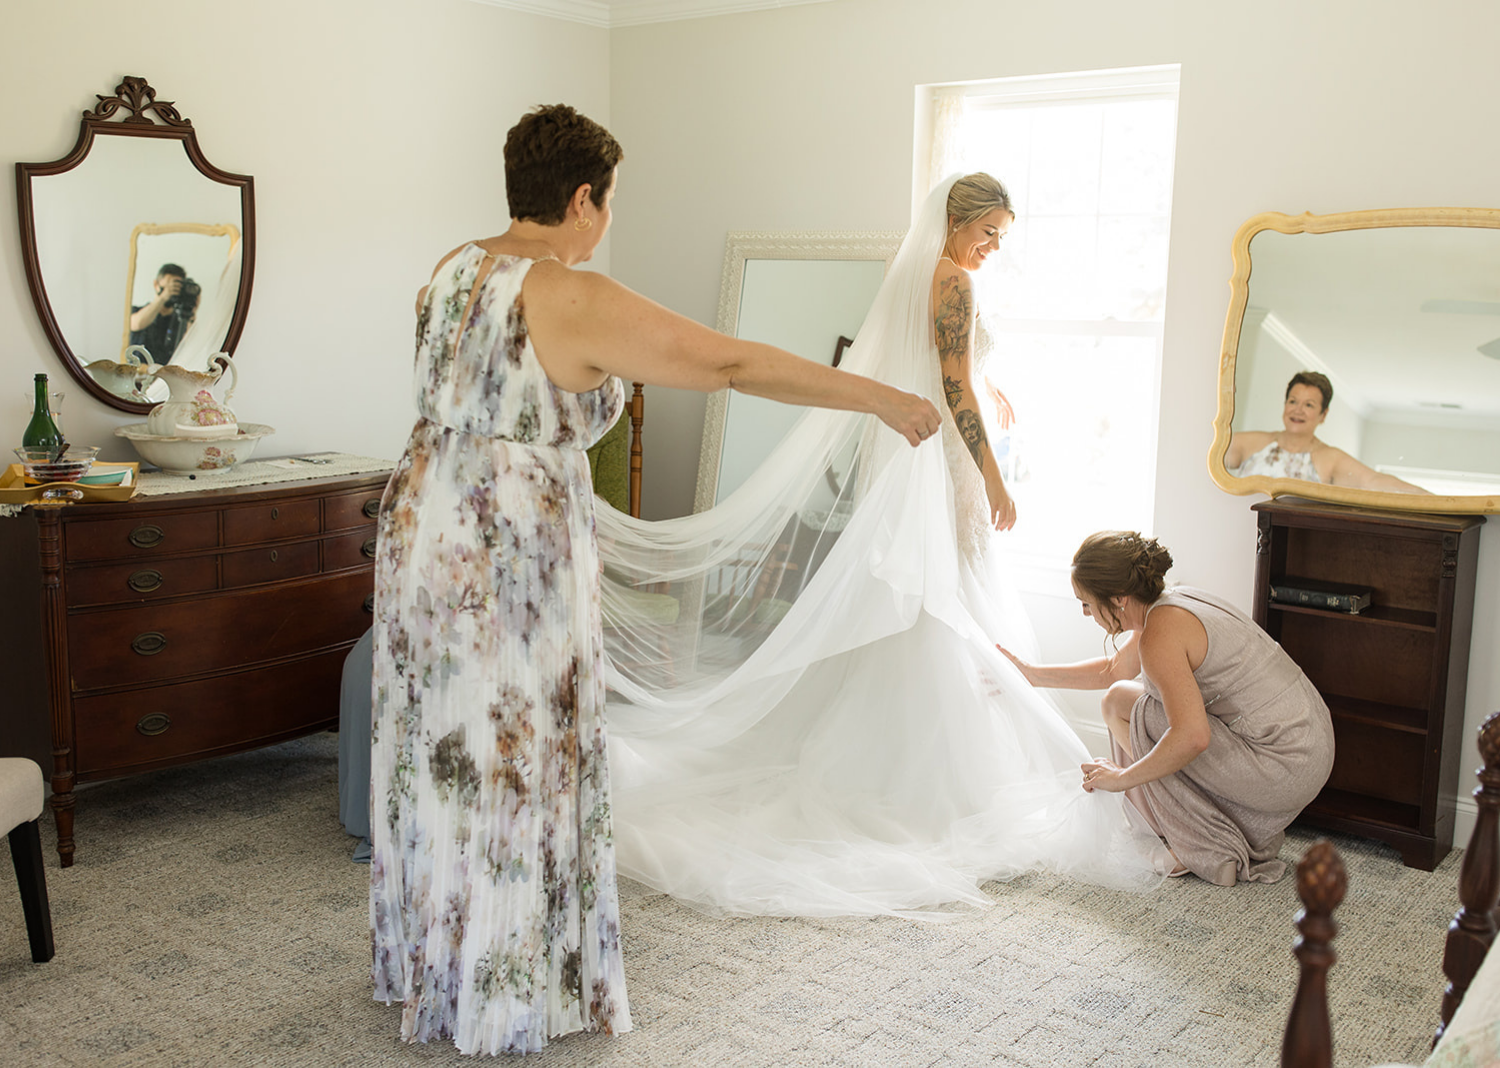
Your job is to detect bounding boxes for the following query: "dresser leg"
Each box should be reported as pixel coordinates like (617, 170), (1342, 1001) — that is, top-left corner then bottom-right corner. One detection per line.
(1399, 839), (1446, 872)
(49, 790), (75, 868)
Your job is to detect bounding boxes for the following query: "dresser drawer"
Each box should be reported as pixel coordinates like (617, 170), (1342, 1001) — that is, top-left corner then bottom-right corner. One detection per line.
(326, 487), (386, 531)
(68, 569), (374, 691)
(71, 648), (348, 776)
(66, 556), (220, 608)
(66, 511), (220, 562)
(222, 499), (321, 545)
(222, 539), (321, 589)
(325, 530), (379, 572)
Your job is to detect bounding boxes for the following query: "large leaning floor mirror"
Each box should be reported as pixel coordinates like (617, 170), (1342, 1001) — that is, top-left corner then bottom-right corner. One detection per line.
(16, 75), (255, 412)
(1208, 207), (1500, 512)
(694, 231), (900, 513)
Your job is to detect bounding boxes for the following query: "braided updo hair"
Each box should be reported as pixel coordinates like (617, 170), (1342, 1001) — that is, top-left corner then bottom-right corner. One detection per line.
(1071, 531), (1175, 635)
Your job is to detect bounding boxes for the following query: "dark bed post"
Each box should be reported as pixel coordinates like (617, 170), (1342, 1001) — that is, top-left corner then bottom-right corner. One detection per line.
(1438, 710), (1500, 1043)
(1281, 840), (1346, 1068)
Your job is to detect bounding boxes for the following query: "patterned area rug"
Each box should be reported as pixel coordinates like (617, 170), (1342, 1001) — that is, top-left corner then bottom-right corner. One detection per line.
(0, 733), (1451, 1067)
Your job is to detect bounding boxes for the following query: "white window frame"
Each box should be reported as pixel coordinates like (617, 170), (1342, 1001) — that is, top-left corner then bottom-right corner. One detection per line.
(914, 65), (1180, 590)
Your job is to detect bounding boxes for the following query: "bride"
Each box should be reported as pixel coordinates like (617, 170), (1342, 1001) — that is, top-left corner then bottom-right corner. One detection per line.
(596, 174), (1166, 918)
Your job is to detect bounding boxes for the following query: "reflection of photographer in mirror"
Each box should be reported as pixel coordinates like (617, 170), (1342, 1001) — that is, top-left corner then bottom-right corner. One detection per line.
(1225, 371), (1430, 493)
(128, 262), (200, 364)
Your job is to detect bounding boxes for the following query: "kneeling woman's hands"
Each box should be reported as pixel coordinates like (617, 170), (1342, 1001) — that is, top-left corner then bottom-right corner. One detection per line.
(1081, 758), (1126, 793)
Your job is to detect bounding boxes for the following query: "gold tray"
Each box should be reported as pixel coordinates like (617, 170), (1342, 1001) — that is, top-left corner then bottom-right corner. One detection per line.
(0, 462), (140, 505)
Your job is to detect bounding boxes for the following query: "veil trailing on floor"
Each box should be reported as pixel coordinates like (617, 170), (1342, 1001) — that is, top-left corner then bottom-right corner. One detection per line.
(595, 175), (1164, 917)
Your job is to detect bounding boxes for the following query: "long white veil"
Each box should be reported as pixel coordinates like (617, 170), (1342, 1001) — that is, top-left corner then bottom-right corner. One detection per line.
(596, 176), (1163, 917)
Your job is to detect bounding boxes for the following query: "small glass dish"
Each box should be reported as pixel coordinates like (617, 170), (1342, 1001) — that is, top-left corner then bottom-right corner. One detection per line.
(14, 444), (99, 484)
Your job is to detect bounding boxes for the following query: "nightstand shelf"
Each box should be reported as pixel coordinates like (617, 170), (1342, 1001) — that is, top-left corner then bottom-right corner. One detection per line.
(1252, 499), (1483, 871)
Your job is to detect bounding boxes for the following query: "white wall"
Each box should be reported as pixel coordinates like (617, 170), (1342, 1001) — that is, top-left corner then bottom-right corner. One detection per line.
(0, 0), (609, 463)
(608, 0), (1500, 831)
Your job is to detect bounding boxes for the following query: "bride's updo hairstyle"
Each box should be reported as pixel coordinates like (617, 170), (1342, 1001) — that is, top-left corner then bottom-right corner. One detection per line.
(946, 173), (1014, 230)
(504, 104), (624, 226)
(1071, 531), (1174, 635)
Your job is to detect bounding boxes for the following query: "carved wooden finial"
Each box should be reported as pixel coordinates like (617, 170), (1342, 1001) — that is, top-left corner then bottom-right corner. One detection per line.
(1296, 839), (1347, 916)
(1282, 840), (1345, 1068)
(1438, 710), (1500, 1044)
(1476, 711), (1500, 783)
(85, 76), (190, 127)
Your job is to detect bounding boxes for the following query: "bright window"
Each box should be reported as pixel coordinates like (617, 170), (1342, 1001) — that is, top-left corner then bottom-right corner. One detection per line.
(919, 66), (1180, 565)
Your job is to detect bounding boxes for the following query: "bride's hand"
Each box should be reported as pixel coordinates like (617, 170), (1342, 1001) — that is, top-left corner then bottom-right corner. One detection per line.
(877, 387), (942, 447)
(985, 472), (1016, 531)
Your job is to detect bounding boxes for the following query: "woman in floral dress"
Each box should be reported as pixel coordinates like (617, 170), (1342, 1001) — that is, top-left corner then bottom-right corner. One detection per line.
(369, 103), (941, 1056)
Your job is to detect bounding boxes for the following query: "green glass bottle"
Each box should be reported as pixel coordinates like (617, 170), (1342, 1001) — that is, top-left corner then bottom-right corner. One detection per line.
(22, 373), (63, 449)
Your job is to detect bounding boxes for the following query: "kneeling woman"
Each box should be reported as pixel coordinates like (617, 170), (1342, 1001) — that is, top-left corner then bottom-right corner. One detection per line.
(1002, 531), (1334, 885)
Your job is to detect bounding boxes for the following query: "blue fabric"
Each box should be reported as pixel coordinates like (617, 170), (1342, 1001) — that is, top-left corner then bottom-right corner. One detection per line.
(338, 627), (374, 861)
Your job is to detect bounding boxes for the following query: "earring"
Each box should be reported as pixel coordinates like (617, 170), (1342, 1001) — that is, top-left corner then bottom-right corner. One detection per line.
(574, 217), (593, 232)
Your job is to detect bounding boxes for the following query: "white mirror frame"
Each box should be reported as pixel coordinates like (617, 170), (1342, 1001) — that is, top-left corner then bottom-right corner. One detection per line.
(1209, 207), (1500, 514)
(693, 231), (902, 514)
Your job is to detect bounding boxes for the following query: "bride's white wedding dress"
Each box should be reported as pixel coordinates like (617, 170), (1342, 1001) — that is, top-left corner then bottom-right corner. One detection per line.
(596, 176), (1164, 918)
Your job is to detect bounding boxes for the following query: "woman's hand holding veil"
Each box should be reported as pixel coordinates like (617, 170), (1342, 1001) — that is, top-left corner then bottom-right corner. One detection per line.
(879, 388), (943, 447)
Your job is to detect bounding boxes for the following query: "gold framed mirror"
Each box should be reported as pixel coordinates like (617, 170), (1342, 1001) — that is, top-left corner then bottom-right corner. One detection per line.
(16, 76), (255, 413)
(1209, 208), (1500, 513)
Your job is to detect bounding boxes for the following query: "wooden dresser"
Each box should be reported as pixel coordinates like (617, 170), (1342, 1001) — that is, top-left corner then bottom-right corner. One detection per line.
(0, 468), (391, 866)
(1252, 499), (1484, 870)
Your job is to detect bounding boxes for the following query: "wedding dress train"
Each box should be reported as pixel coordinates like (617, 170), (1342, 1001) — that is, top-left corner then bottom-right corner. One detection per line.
(596, 176), (1165, 917)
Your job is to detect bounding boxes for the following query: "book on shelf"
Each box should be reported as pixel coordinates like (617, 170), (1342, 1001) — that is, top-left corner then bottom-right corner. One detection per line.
(1269, 577), (1374, 614)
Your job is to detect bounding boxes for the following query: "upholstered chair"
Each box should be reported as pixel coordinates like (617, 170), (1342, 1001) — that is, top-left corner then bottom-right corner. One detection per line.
(1, 758), (55, 962)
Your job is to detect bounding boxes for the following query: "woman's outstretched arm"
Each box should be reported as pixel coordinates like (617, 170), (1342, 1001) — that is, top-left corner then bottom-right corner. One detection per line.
(524, 263), (942, 446)
(998, 632), (1143, 690)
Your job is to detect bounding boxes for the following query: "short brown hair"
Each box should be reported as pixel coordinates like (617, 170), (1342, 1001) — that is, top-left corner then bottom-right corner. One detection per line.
(1071, 531), (1174, 635)
(1286, 371), (1333, 412)
(503, 104), (623, 225)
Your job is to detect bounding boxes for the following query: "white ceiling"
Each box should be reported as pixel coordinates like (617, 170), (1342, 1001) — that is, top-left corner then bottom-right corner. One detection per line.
(468, 0), (832, 29)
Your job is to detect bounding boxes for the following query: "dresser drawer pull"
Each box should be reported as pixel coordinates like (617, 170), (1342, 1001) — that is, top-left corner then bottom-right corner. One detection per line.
(127, 569), (164, 593)
(131, 631), (168, 656)
(136, 713), (172, 737)
(362, 536), (377, 559)
(270, 550), (279, 563)
(272, 507), (279, 520)
(363, 594), (374, 614)
(128, 525), (166, 549)
(363, 498), (380, 519)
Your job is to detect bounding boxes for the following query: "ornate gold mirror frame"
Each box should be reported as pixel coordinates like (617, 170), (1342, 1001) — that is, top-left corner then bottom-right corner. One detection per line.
(1208, 207), (1500, 514)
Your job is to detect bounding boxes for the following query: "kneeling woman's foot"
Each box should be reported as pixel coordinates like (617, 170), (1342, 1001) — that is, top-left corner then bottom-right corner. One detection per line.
(1165, 848), (1190, 878)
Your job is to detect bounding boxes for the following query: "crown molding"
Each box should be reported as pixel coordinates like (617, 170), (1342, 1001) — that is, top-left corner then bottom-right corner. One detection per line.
(469, 0), (832, 29)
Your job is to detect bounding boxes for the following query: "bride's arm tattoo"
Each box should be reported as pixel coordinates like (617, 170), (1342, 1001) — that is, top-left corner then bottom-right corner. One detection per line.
(935, 274), (990, 472)
(955, 409), (989, 470)
(934, 276), (973, 363)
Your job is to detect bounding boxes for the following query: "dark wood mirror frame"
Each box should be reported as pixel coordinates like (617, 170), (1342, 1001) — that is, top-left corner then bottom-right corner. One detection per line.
(16, 76), (255, 414)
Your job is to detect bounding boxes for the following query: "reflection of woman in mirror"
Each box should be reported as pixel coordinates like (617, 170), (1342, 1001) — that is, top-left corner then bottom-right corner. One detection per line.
(1001, 531), (1335, 885)
(1225, 371), (1430, 493)
(128, 262), (197, 363)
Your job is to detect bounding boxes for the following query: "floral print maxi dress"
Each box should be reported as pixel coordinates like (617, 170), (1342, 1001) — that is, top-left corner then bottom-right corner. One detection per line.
(370, 247), (630, 1055)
